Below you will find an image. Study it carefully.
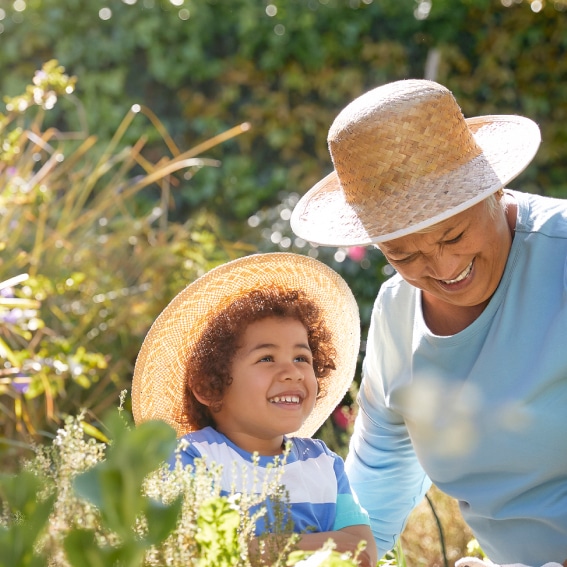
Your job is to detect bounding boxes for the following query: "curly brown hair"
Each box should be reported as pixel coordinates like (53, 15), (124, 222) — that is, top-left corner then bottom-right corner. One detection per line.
(184, 285), (336, 430)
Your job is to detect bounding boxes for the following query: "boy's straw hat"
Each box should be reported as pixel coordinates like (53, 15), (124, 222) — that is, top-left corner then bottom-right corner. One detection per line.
(131, 253), (360, 438)
(290, 79), (541, 246)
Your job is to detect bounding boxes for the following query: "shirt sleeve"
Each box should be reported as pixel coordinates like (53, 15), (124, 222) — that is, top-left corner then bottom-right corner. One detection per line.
(168, 434), (203, 470)
(345, 285), (432, 556)
(331, 451), (371, 530)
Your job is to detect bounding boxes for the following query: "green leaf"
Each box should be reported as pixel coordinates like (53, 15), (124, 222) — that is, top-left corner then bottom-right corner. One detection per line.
(144, 496), (183, 546)
(0, 471), (55, 567)
(64, 529), (110, 567)
(196, 497), (241, 567)
(72, 412), (178, 540)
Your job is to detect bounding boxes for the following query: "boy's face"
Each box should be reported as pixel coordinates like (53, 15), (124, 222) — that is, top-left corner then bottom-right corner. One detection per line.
(212, 316), (318, 455)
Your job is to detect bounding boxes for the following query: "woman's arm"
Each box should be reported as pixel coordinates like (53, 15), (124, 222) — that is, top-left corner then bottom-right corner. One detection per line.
(346, 292), (431, 555)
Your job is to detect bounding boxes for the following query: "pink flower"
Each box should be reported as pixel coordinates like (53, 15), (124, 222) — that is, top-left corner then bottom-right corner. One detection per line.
(332, 405), (355, 430)
(347, 246), (366, 263)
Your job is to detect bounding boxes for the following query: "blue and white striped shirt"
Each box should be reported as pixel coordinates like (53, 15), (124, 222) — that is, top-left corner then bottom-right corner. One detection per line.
(174, 426), (370, 535)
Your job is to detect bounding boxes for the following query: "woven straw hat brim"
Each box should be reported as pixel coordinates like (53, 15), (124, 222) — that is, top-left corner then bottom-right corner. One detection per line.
(291, 114), (541, 247)
(131, 253), (360, 439)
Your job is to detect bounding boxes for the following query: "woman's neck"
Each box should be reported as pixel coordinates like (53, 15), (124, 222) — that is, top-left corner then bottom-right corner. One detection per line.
(421, 293), (487, 335)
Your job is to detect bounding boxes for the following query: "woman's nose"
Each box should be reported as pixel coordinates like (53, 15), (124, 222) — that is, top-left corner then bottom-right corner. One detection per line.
(424, 253), (461, 280)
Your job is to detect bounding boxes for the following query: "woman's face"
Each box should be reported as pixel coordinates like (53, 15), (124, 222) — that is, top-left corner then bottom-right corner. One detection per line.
(378, 197), (513, 309)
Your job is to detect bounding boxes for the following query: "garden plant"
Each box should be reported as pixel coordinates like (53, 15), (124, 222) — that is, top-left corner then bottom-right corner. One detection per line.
(0, 60), (250, 450)
(0, 62), (381, 567)
(0, 405), (371, 566)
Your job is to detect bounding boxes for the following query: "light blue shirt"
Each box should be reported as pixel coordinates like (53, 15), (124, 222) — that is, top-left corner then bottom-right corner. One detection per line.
(345, 190), (567, 565)
(174, 426), (370, 535)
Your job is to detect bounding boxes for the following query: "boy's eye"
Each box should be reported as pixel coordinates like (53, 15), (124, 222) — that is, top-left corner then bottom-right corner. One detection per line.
(256, 354), (312, 364)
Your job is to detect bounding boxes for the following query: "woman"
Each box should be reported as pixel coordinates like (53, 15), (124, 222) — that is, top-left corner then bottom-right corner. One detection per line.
(290, 79), (567, 567)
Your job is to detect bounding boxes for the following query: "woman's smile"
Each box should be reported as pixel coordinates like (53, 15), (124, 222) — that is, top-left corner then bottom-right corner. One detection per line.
(439, 260), (474, 286)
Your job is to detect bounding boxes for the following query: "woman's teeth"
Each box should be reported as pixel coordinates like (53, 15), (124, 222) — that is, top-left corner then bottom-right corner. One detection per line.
(441, 261), (473, 284)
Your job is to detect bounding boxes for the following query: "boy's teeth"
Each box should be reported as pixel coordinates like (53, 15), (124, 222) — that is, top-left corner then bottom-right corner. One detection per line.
(442, 261), (473, 284)
(270, 395), (300, 403)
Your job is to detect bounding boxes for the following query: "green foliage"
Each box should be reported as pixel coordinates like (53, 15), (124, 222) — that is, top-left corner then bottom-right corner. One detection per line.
(377, 542), (407, 567)
(0, 470), (56, 567)
(0, 413), (184, 566)
(0, 61), (249, 449)
(65, 413), (180, 567)
(1, 0), (565, 228)
(195, 497), (241, 567)
(0, 412), (367, 566)
(465, 538), (487, 560)
(288, 541), (363, 566)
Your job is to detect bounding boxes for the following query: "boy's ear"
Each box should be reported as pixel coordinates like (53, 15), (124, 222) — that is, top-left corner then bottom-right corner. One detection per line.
(192, 390), (211, 407)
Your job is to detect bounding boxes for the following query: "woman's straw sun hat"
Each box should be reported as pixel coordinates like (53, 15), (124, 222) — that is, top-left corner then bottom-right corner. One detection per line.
(290, 79), (541, 246)
(132, 253), (360, 438)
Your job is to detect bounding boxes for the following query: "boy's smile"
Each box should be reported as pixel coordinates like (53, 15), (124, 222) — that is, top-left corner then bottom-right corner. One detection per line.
(269, 394), (302, 404)
(212, 316), (318, 455)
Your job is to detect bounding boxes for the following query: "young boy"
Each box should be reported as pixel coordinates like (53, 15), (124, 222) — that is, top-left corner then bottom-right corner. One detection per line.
(132, 253), (377, 567)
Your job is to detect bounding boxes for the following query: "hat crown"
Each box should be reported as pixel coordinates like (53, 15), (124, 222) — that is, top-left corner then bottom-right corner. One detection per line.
(328, 80), (482, 203)
(290, 78), (540, 246)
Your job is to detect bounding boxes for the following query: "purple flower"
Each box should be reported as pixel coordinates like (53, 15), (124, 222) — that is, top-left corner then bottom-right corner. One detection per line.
(1, 308), (22, 324)
(0, 287), (14, 298)
(12, 373), (30, 394)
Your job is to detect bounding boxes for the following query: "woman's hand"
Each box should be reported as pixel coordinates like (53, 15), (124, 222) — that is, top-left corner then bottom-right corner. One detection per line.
(456, 557), (566, 567)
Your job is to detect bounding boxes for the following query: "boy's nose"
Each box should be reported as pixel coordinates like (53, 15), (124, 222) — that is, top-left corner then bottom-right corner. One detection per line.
(282, 363), (304, 381)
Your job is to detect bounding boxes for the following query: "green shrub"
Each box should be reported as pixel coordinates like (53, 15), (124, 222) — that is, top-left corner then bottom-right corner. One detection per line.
(0, 409), (366, 567)
(0, 61), (250, 450)
(2, 0), (565, 225)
